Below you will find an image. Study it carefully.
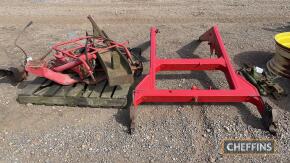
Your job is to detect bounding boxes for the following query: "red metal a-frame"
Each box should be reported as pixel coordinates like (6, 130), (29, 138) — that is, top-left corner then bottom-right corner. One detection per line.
(130, 26), (277, 134)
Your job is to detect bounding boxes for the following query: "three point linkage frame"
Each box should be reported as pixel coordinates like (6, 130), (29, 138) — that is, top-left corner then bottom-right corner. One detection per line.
(130, 26), (278, 134)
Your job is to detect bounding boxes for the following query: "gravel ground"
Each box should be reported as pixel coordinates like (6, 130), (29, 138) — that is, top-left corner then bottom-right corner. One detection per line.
(0, 0), (290, 162)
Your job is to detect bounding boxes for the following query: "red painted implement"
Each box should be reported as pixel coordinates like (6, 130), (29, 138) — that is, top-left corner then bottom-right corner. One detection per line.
(130, 26), (278, 134)
(12, 16), (142, 86)
(25, 36), (132, 85)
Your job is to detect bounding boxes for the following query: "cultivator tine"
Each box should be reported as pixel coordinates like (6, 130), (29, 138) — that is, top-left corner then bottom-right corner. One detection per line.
(87, 15), (103, 38)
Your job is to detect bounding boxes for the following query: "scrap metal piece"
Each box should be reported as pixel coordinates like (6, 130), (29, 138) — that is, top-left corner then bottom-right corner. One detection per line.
(88, 15), (134, 86)
(261, 102), (278, 135)
(87, 15), (103, 38)
(97, 50), (133, 86)
(130, 26), (277, 135)
(25, 32), (137, 85)
(9, 65), (27, 82)
(0, 64), (27, 82)
(239, 64), (287, 99)
(14, 21), (33, 65)
(9, 16), (141, 86)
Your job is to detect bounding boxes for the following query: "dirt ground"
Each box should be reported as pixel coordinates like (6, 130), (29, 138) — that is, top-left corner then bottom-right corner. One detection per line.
(0, 0), (290, 162)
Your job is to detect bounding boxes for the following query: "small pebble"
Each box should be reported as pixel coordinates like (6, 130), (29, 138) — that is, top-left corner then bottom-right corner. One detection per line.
(209, 156), (216, 163)
(26, 103), (33, 107)
(223, 126), (230, 132)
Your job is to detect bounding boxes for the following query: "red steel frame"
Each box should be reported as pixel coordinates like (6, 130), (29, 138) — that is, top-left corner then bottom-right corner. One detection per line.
(133, 25), (266, 119)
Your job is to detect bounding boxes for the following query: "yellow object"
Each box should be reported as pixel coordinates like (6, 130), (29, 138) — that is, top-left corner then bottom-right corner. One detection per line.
(275, 32), (290, 49)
